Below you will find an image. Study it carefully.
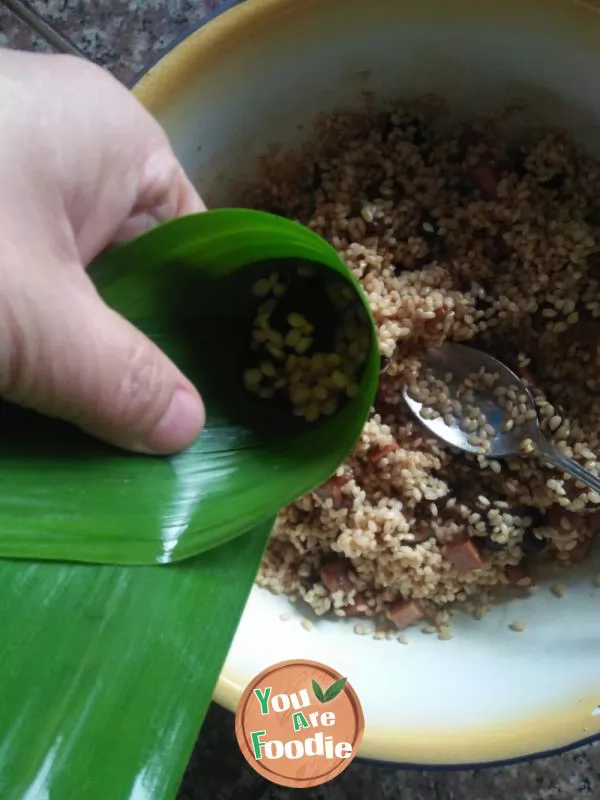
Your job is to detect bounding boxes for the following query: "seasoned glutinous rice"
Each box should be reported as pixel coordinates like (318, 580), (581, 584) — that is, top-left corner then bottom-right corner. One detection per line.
(243, 100), (600, 636)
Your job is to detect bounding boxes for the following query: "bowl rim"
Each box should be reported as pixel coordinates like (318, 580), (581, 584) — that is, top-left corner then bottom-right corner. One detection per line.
(130, 0), (600, 769)
(126, 0), (245, 92)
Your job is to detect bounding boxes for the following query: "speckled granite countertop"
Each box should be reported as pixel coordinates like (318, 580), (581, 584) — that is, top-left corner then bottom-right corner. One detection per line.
(1, 1), (599, 798)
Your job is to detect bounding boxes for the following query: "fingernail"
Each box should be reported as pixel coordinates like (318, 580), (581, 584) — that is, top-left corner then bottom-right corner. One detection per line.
(142, 388), (205, 454)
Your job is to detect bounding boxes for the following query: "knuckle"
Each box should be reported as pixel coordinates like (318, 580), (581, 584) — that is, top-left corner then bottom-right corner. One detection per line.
(0, 291), (28, 398)
(111, 340), (168, 431)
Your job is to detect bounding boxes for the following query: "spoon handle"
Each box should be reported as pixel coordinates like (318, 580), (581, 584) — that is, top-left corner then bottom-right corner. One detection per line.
(534, 437), (600, 496)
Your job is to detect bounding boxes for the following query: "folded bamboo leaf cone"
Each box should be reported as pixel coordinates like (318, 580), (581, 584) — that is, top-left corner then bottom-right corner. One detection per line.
(0, 209), (379, 566)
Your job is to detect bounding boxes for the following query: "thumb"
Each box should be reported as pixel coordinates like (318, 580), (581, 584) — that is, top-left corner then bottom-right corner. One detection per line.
(1, 276), (205, 455)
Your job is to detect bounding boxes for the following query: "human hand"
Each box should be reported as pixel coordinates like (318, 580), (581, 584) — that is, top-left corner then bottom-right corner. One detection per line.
(0, 49), (205, 454)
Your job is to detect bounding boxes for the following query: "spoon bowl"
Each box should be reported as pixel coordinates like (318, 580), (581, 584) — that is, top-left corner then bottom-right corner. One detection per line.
(403, 343), (541, 458)
(403, 342), (600, 496)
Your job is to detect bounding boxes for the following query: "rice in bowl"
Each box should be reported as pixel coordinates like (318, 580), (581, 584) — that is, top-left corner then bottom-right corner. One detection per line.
(246, 101), (600, 637)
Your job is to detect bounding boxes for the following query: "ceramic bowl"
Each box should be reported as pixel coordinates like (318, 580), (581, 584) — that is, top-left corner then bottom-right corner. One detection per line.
(134, 0), (600, 766)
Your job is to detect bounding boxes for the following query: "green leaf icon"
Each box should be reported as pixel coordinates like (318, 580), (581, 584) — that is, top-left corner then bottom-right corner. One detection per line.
(312, 679), (325, 703)
(323, 677), (347, 703)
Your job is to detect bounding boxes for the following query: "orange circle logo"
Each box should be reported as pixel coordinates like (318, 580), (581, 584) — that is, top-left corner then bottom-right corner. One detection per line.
(235, 659), (365, 788)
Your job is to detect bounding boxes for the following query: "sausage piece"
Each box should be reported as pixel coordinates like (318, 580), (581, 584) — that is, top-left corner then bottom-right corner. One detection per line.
(445, 538), (484, 573)
(505, 563), (534, 587)
(320, 559), (353, 593)
(369, 442), (399, 464)
(466, 159), (497, 199)
(343, 592), (368, 618)
(567, 537), (593, 563)
(313, 475), (350, 507)
(387, 599), (425, 630)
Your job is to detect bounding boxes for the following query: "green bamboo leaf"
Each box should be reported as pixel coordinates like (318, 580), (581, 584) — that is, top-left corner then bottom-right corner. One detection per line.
(323, 677), (348, 703)
(312, 679), (326, 703)
(0, 519), (272, 800)
(0, 209), (379, 797)
(0, 209), (379, 566)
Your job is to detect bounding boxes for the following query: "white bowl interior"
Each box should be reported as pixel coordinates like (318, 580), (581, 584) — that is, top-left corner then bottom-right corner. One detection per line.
(139, 0), (600, 764)
(153, 0), (600, 195)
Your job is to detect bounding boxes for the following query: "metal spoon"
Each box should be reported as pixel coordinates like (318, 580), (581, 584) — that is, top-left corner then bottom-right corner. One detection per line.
(402, 341), (600, 495)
